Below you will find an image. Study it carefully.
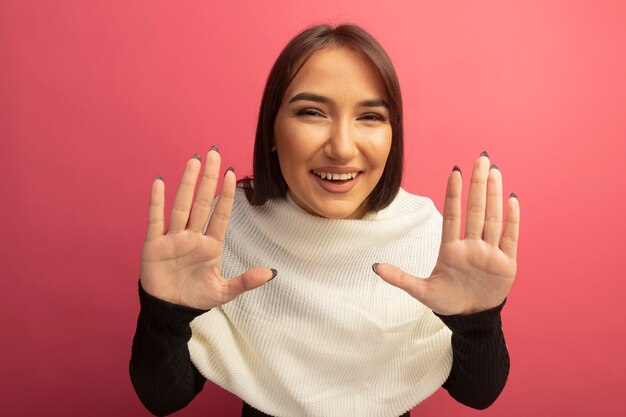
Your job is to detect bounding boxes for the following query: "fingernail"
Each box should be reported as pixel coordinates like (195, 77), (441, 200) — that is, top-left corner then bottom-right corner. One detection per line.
(192, 154), (201, 161)
(269, 269), (278, 280)
(210, 145), (219, 153)
(452, 165), (462, 176)
(372, 263), (379, 274)
(490, 163), (499, 170)
(156, 175), (163, 181)
(510, 192), (518, 200)
(224, 166), (235, 178)
(480, 150), (490, 158)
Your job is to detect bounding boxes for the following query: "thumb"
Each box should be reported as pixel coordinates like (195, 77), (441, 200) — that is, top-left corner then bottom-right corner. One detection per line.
(223, 267), (277, 302)
(372, 263), (429, 303)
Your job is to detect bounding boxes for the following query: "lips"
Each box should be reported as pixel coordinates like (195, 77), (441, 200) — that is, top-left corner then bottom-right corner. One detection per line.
(310, 167), (362, 193)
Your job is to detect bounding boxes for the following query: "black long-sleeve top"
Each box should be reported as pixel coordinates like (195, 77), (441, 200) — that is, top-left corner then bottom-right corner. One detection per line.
(130, 282), (509, 417)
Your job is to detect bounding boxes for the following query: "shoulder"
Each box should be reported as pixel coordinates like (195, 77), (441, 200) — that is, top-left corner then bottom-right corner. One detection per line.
(373, 188), (441, 221)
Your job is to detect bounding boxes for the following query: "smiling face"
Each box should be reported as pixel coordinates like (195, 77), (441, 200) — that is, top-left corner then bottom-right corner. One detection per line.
(273, 46), (393, 219)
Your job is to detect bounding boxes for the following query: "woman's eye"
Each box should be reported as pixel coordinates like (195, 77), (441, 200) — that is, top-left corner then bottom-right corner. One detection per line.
(295, 109), (324, 117)
(360, 113), (386, 121)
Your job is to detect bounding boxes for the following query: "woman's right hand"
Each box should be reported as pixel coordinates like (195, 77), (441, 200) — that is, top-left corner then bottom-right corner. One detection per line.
(139, 147), (276, 310)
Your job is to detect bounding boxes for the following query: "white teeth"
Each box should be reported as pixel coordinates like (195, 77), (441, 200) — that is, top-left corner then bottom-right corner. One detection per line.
(313, 171), (358, 180)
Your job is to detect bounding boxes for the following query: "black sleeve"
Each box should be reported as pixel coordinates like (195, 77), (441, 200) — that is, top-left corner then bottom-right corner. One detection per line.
(435, 299), (510, 409)
(130, 280), (509, 414)
(129, 281), (209, 417)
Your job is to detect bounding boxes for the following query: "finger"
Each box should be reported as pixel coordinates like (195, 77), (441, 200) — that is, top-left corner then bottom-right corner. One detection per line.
(168, 155), (202, 233)
(146, 176), (165, 241)
(464, 152), (490, 239)
(187, 148), (221, 233)
(223, 267), (277, 302)
(500, 193), (520, 259)
(372, 263), (429, 303)
(204, 167), (235, 243)
(483, 165), (503, 245)
(441, 166), (463, 244)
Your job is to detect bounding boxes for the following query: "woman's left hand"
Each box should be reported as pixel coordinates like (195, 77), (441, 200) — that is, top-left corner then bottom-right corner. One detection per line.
(373, 152), (520, 315)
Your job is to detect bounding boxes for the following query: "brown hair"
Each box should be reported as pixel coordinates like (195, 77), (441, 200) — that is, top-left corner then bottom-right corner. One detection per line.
(240, 23), (403, 213)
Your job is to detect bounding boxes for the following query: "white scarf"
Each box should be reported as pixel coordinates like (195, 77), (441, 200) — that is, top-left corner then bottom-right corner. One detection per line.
(189, 187), (452, 417)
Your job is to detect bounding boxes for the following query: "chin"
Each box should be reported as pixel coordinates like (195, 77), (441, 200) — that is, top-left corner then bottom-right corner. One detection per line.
(289, 189), (368, 219)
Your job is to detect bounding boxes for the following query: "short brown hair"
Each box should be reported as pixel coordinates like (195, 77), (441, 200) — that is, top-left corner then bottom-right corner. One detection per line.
(240, 23), (403, 213)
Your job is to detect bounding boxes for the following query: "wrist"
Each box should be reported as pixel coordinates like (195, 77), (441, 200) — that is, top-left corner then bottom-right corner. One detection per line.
(435, 298), (506, 335)
(138, 280), (210, 323)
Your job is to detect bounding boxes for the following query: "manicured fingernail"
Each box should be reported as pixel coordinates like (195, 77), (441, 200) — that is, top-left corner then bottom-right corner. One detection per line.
(510, 192), (518, 199)
(372, 263), (379, 274)
(156, 175), (163, 181)
(210, 145), (219, 153)
(490, 163), (499, 170)
(192, 154), (201, 161)
(270, 269), (278, 280)
(452, 165), (462, 176)
(480, 151), (490, 158)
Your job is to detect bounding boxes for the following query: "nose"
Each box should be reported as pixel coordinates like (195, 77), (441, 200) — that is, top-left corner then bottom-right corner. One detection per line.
(324, 117), (358, 161)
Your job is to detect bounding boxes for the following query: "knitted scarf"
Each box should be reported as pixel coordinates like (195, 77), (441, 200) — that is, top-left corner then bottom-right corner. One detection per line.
(189, 187), (452, 417)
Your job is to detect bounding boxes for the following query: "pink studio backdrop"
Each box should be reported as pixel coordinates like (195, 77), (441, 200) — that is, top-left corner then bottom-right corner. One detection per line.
(2, 0), (625, 416)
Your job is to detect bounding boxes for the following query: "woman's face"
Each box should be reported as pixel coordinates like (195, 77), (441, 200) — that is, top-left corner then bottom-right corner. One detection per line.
(273, 46), (392, 219)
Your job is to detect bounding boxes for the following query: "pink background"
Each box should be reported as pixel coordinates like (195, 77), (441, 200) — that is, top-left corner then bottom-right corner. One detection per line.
(2, 0), (625, 416)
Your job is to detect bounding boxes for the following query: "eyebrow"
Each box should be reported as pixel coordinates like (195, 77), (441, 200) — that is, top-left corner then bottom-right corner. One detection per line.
(288, 92), (389, 108)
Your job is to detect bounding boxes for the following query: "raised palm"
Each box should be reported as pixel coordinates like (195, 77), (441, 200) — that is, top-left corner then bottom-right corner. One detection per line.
(375, 153), (520, 315)
(139, 149), (274, 310)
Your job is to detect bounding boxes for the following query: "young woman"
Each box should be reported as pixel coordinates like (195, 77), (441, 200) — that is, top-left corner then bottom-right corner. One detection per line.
(131, 23), (519, 417)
